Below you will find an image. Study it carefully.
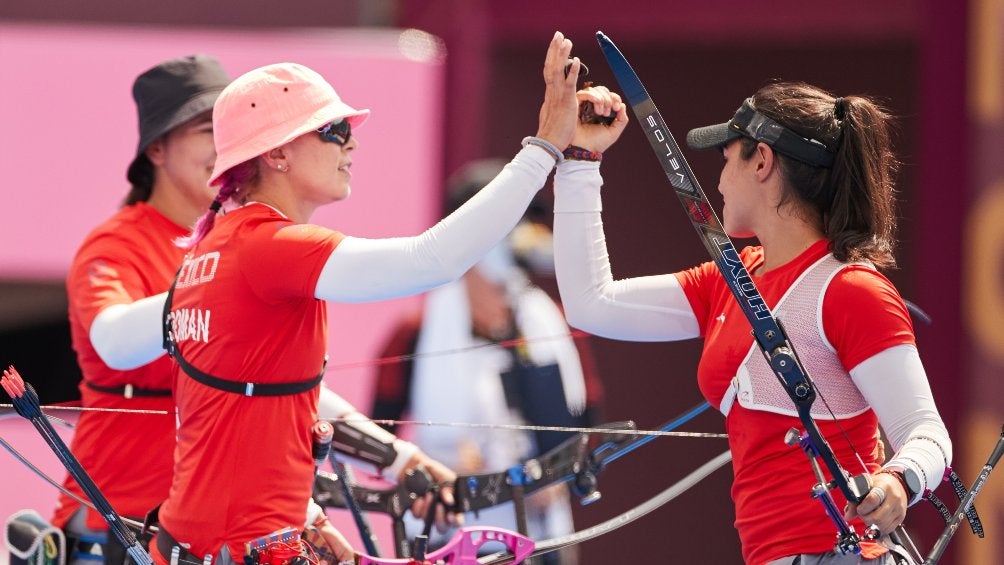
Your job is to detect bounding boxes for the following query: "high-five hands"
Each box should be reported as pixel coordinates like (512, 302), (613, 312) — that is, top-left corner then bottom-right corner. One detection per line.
(535, 31), (584, 152)
(572, 84), (629, 154)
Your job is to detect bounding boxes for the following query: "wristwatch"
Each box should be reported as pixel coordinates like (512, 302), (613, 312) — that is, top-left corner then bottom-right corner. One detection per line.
(882, 467), (923, 499)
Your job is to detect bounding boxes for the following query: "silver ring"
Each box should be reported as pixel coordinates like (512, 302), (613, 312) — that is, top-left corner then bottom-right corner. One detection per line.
(870, 485), (887, 506)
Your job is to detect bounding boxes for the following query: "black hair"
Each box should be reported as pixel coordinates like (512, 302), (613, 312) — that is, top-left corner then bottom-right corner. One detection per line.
(123, 155), (155, 205)
(739, 81), (899, 268)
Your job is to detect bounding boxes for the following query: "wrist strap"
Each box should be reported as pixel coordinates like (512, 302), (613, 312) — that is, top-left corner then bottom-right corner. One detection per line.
(563, 145), (602, 162)
(382, 439), (420, 481)
(521, 136), (564, 164)
(879, 468), (911, 497)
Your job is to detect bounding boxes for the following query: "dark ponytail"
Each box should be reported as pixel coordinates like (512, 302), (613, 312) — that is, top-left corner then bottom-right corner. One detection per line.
(742, 82), (899, 268)
(123, 155), (155, 206)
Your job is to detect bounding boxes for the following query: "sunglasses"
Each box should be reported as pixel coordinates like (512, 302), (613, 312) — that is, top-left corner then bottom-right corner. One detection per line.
(317, 119), (352, 145)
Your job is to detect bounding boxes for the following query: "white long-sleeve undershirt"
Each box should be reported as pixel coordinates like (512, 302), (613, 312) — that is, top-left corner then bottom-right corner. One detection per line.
(850, 344), (952, 503)
(315, 145), (555, 302)
(88, 145), (557, 483)
(552, 160), (699, 341)
(89, 145), (555, 367)
(89, 293), (169, 370)
(317, 384), (418, 480)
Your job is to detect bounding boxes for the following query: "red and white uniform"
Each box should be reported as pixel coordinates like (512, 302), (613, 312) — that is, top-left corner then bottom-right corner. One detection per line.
(676, 240), (911, 564)
(551, 161), (950, 565)
(59, 202), (186, 529)
(158, 203), (342, 561)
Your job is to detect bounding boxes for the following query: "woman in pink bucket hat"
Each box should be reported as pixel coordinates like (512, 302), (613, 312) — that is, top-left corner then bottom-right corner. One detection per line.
(152, 32), (623, 565)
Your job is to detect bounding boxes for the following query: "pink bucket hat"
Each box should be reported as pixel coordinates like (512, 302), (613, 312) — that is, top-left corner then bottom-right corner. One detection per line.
(209, 62), (370, 186)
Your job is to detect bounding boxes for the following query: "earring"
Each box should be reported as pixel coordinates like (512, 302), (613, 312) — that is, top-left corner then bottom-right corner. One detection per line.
(277, 164), (287, 172)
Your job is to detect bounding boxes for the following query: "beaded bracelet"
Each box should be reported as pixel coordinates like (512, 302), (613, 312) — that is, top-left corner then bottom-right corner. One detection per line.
(563, 145), (602, 162)
(521, 136), (564, 164)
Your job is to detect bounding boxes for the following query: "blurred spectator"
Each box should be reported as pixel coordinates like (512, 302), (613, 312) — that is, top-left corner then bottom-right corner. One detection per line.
(371, 159), (605, 564)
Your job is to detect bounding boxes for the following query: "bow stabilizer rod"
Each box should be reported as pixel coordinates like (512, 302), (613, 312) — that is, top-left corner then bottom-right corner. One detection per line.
(924, 425), (1004, 564)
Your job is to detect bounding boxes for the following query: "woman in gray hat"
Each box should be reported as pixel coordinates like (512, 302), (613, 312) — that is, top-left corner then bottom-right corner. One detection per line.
(551, 81), (951, 564)
(59, 54), (231, 565)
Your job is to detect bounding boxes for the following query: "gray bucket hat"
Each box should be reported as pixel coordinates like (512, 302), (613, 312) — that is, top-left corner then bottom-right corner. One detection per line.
(126, 54), (231, 186)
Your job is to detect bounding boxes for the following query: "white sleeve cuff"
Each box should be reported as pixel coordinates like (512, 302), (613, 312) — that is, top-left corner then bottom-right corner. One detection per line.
(382, 439), (420, 482)
(850, 344), (952, 503)
(554, 160), (603, 213)
(315, 145), (552, 303)
(551, 162), (699, 341)
(317, 384), (359, 420)
(317, 386), (419, 481)
(89, 292), (169, 370)
(305, 498), (324, 527)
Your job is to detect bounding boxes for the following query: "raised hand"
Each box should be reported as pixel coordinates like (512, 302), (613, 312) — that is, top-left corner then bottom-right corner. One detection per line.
(535, 31), (582, 152)
(572, 84), (629, 154)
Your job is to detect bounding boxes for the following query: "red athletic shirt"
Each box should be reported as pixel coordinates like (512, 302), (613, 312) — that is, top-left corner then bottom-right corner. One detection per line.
(675, 239), (915, 565)
(157, 203), (343, 562)
(58, 202), (187, 529)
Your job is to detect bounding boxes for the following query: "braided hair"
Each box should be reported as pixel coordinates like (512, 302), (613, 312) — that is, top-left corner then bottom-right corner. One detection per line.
(175, 159), (260, 249)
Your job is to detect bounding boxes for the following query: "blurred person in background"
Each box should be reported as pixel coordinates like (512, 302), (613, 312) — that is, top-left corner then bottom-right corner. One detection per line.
(371, 158), (605, 564)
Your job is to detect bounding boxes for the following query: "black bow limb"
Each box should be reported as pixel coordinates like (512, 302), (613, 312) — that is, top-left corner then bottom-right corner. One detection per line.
(1, 366), (154, 565)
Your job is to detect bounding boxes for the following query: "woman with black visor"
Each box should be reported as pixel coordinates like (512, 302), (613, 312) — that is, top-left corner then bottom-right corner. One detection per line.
(551, 81), (951, 564)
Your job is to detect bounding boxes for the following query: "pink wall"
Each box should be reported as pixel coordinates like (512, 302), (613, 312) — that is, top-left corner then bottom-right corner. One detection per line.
(0, 22), (444, 559)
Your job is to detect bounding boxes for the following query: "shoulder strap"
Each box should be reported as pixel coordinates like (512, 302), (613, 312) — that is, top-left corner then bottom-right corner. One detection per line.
(162, 264), (324, 397)
(162, 266), (182, 357)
